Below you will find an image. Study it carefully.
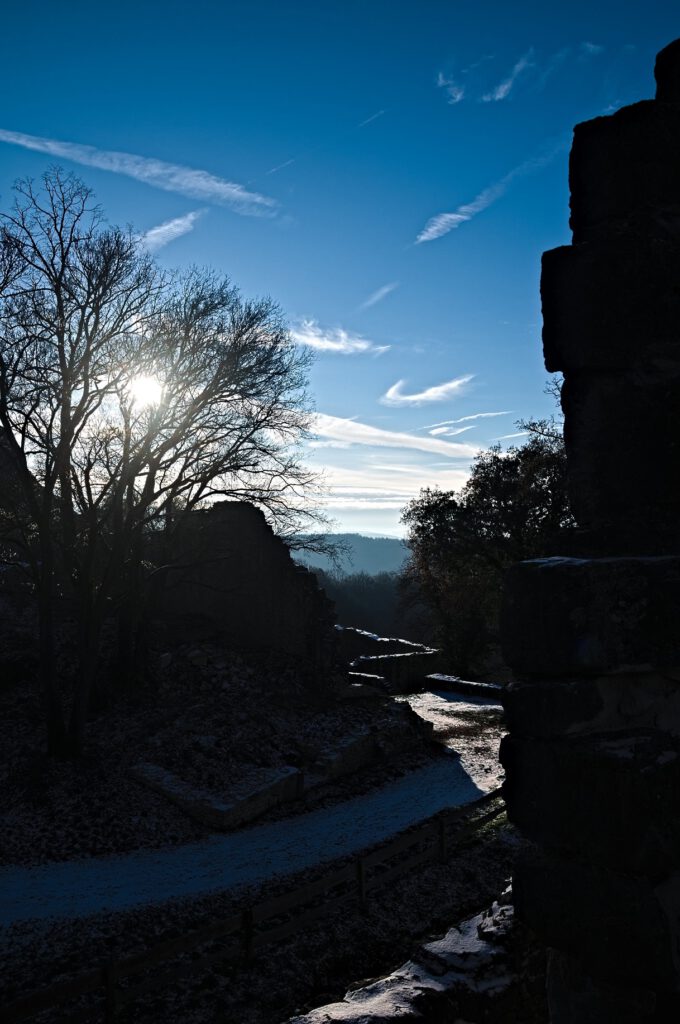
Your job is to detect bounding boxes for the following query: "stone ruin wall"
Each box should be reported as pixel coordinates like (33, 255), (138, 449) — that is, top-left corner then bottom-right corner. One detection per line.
(500, 40), (680, 1021)
(157, 501), (336, 673)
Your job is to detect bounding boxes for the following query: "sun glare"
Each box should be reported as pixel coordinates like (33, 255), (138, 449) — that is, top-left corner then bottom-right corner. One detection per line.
(130, 375), (163, 409)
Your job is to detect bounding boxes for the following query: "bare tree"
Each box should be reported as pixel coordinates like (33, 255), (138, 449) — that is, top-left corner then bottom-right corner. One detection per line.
(0, 169), (322, 755)
(92, 269), (322, 697)
(0, 171), (157, 752)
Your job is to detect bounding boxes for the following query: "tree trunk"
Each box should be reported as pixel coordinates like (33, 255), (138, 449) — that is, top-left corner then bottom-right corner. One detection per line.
(38, 554), (66, 757)
(116, 529), (149, 690)
(67, 590), (102, 757)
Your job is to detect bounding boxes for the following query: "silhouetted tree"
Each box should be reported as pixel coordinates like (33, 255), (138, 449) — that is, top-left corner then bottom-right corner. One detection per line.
(402, 423), (572, 676)
(0, 169), (320, 754)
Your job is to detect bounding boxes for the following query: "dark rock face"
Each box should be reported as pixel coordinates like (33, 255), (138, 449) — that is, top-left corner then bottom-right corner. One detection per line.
(501, 38), (680, 1020)
(546, 949), (680, 1024)
(502, 556), (680, 675)
(560, 372), (680, 549)
(568, 102), (680, 244)
(501, 731), (680, 877)
(513, 848), (678, 990)
(655, 38), (680, 104)
(155, 502), (336, 674)
(542, 238), (680, 371)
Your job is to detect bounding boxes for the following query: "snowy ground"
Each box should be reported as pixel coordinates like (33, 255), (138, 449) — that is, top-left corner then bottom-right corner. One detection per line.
(0, 690), (504, 928)
(399, 689), (505, 789)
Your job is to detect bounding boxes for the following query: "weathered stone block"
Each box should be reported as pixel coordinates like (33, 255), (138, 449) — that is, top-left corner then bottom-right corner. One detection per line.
(560, 371), (680, 545)
(502, 678), (604, 737)
(503, 673), (680, 740)
(541, 239), (680, 372)
(513, 847), (680, 990)
(501, 731), (680, 876)
(546, 949), (677, 1024)
(501, 556), (680, 676)
(568, 101), (680, 243)
(501, 679), (602, 737)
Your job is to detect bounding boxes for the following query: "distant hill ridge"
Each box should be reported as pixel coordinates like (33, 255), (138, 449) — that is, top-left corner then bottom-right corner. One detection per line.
(296, 533), (408, 577)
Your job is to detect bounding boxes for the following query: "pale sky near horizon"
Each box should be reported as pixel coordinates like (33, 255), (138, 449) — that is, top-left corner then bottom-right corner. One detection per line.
(1, 1), (677, 535)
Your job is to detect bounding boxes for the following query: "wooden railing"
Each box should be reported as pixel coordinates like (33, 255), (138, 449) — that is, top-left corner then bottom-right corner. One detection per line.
(2, 790), (504, 1023)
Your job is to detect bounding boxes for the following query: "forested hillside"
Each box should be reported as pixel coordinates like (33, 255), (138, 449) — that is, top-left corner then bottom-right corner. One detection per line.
(297, 534), (407, 576)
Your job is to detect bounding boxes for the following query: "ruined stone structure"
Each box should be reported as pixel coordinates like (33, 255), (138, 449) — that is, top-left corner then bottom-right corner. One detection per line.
(157, 501), (336, 673)
(500, 40), (680, 1021)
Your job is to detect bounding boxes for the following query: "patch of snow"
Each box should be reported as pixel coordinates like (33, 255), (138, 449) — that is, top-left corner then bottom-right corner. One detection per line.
(396, 690), (505, 795)
(288, 891), (517, 1022)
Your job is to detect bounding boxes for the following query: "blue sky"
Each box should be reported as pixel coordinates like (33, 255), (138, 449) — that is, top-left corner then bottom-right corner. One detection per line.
(1, 1), (677, 534)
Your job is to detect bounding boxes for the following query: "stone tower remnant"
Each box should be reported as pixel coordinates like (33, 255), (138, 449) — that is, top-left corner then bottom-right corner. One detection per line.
(500, 39), (680, 1021)
(156, 502), (336, 673)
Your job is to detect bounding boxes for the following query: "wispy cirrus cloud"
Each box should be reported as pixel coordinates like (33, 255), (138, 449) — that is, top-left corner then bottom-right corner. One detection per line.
(359, 282), (399, 310)
(416, 141), (566, 244)
(436, 72), (465, 105)
(358, 110), (385, 128)
(313, 413), (478, 458)
(317, 461), (471, 512)
(140, 209), (206, 251)
(482, 48), (534, 102)
(428, 425), (475, 437)
(437, 46), (602, 107)
(422, 410), (512, 429)
(416, 181), (506, 242)
(537, 42), (604, 91)
(436, 56), (494, 105)
(0, 128), (276, 216)
(265, 157), (296, 176)
(291, 320), (390, 356)
(536, 48), (571, 91)
(380, 374), (473, 406)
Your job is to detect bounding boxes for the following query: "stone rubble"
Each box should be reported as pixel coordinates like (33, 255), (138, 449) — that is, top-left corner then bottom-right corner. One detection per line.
(286, 885), (544, 1024)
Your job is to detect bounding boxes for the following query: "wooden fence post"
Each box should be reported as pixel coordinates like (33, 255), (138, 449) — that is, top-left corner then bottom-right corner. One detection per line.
(241, 907), (254, 963)
(356, 858), (367, 911)
(104, 959), (118, 1023)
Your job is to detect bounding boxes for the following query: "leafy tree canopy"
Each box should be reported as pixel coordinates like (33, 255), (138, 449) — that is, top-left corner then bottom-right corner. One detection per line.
(401, 412), (572, 676)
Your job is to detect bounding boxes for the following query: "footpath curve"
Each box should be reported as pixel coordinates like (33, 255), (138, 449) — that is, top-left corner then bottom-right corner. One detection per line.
(1, 692), (502, 927)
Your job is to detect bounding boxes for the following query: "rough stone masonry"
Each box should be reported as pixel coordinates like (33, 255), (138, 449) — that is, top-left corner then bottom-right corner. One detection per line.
(500, 39), (680, 1022)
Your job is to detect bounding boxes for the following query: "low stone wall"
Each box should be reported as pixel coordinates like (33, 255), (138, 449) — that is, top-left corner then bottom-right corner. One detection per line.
(131, 710), (431, 831)
(335, 625), (429, 663)
(351, 650), (445, 693)
(307, 718), (433, 788)
(129, 762), (303, 831)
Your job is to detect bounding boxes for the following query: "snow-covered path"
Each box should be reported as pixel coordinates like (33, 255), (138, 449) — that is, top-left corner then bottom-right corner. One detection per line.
(399, 689), (505, 789)
(0, 694), (502, 928)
